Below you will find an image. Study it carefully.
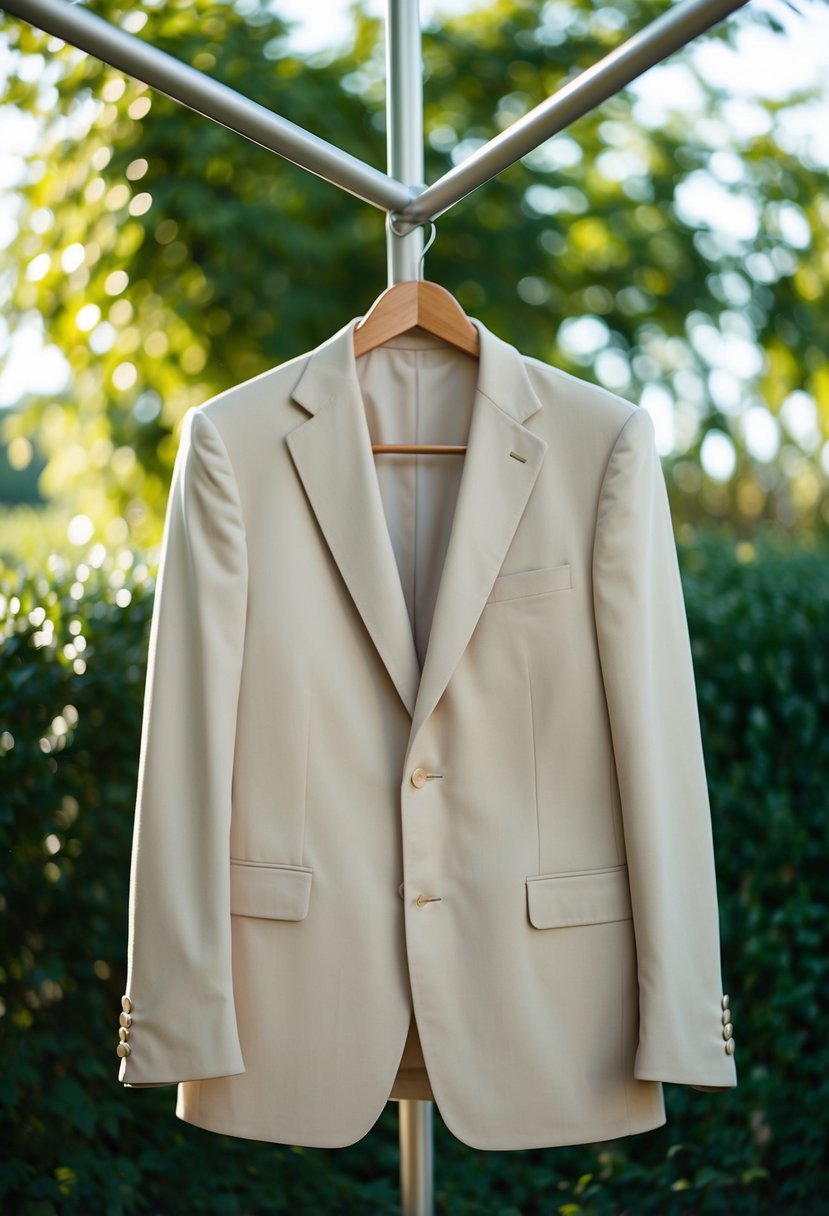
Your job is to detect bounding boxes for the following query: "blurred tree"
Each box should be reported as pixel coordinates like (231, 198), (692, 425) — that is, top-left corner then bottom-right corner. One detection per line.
(1, 0), (828, 548)
(0, 0), (388, 548)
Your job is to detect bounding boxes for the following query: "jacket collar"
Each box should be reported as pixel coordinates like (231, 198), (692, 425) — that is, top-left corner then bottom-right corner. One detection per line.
(285, 316), (548, 750)
(290, 314), (544, 427)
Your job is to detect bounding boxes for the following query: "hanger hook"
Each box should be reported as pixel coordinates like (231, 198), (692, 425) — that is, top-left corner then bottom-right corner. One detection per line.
(387, 215), (437, 277)
(419, 222), (437, 275)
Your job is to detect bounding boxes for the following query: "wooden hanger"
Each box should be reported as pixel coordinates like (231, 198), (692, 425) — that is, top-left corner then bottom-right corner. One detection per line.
(354, 280), (479, 456)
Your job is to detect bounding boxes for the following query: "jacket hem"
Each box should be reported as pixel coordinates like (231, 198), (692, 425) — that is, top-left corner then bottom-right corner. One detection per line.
(175, 1097), (388, 1149)
(425, 1102), (668, 1152)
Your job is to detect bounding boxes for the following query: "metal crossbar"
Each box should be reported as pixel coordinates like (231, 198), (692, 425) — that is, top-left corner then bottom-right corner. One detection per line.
(2, 0), (751, 257)
(1, 0), (415, 213)
(401, 0), (750, 225)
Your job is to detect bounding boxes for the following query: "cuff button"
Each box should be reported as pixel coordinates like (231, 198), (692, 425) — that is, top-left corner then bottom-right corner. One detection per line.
(116, 1041), (131, 1058)
(119, 1012), (132, 1028)
(725, 1037), (736, 1055)
(721, 994), (730, 1011)
(722, 1022), (734, 1039)
(121, 995), (133, 1014)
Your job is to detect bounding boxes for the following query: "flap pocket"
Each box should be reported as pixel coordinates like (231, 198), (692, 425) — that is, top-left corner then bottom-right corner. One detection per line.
(488, 563), (571, 604)
(526, 864), (631, 929)
(230, 859), (313, 921)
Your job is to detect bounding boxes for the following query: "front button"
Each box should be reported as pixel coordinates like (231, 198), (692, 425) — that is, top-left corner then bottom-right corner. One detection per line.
(411, 767), (428, 789)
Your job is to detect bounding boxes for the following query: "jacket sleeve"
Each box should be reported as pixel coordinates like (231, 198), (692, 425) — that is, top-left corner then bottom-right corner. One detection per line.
(592, 406), (737, 1089)
(117, 407), (248, 1087)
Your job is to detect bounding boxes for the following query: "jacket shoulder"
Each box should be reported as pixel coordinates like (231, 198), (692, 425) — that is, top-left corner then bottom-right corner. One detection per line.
(196, 352), (311, 434)
(524, 356), (638, 442)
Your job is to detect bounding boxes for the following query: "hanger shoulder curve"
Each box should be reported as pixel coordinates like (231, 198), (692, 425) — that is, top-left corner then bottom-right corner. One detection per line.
(354, 280), (479, 359)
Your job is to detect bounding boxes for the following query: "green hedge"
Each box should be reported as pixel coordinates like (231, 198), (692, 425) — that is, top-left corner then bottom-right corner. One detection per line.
(1, 534), (827, 1215)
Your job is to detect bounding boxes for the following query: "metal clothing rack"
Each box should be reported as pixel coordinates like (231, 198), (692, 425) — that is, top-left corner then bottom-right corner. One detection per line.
(2, 0), (751, 1211)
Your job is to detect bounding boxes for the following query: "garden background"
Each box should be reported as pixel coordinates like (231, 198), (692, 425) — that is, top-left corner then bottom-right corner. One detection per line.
(1, 0), (828, 1211)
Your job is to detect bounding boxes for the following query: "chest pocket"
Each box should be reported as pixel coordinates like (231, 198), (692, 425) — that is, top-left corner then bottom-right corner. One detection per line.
(487, 563), (571, 604)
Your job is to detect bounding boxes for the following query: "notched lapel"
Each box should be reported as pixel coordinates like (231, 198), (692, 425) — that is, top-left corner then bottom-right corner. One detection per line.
(408, 376), (547, 748)
(286, 324), (422, 718)
(285, 318), (549, 742)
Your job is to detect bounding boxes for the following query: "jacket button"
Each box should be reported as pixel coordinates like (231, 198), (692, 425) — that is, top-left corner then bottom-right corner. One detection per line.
(121, 995), (133, 1014)
(411, 767), (428, 789)
(721, 994), (730, 1011)
(722, 1022), (734, 1039)
(725, 1037), (736, 1055)
(118, 1027), (130, 1042)
(116, 1041), (131, 1058)
(119, 1012), (132, 1028)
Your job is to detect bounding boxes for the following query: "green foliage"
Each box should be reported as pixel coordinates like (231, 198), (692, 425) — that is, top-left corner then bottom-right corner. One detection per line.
(2, 0), (829, 543)
(0, 504), (77, 567)
(1, 0), (388, 546)
(1, 532), (827, 1213)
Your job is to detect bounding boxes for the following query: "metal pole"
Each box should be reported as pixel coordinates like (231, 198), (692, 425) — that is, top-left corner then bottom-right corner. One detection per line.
(399, 1096), (434, 1216)
(386, 0), (425, 284)
(386, 2), (432, 1202)
(399, 0), (750, 224)
(1, 0), (413, 215)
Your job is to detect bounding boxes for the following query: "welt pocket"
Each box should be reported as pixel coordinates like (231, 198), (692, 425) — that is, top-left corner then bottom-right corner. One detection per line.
(487, 563), (571, 604)
(229, 858), (313, 921)
(526, 864), (631, 929)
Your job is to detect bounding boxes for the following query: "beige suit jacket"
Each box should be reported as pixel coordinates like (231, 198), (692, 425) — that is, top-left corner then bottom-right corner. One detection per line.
(116, 317), (737, 1150)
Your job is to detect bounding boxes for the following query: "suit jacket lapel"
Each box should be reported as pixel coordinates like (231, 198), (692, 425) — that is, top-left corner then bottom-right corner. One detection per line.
(285, 318), (548, 735)
(287, 322), (422, 717)
(407, 324), (547, 748)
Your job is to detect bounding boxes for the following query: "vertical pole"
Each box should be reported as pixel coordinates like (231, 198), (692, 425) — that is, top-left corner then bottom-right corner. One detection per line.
(386, 0), (425, 285)
(387, 2), (433, 1213)
(399, 1095), (434, 1216)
